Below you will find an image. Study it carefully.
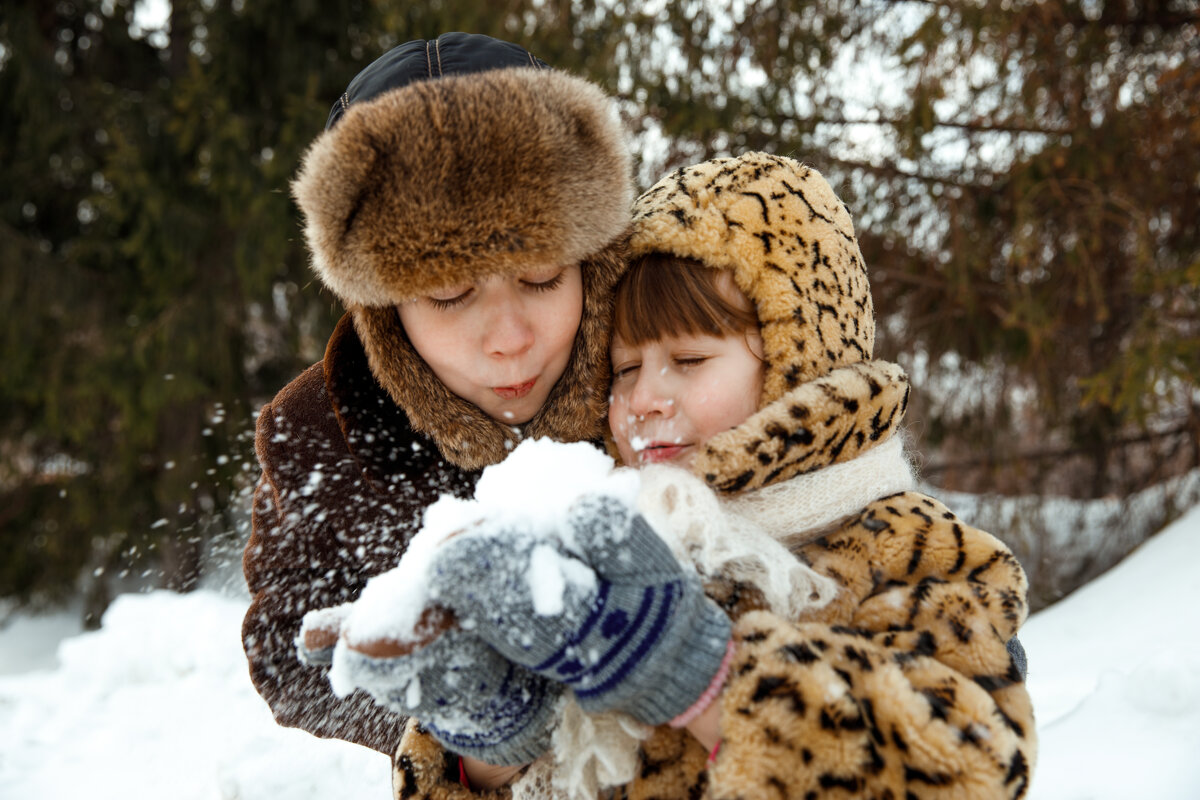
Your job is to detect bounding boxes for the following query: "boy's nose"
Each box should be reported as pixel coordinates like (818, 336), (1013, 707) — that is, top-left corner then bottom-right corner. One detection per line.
(482, 295), (535, 358)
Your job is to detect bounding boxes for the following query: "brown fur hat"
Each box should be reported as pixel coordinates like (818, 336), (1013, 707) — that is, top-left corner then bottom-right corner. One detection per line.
(628, 153), (909, 492)
(292, 48), (632, 469)
(293, 66), (632, 307)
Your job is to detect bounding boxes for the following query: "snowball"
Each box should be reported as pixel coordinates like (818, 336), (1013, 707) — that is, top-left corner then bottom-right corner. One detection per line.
(338, 439), (638, 647)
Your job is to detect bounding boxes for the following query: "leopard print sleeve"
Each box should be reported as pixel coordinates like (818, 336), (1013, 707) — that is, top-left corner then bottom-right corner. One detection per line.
(704, 491), (1036, 800)
(391, 720), (514, 800)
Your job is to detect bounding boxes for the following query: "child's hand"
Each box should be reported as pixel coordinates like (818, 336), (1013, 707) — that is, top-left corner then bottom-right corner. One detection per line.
(336, 627), (561, 766)
(427, 495), (732, 726)
(296, 601), (560, 766)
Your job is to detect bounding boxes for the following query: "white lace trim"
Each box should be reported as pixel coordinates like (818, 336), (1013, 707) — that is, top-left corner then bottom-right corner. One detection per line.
(512, 699), (647, 800)
(635, 466), (840, 620)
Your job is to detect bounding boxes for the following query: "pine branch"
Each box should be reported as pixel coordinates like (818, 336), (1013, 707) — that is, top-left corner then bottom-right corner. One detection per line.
(923, 422), (1196, 474)
(899, 0), (1200, 31)
(818, 154), (1008, 190)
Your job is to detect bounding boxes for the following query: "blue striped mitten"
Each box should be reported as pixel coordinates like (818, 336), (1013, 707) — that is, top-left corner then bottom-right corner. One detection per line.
(298, 603), (560, 765)
(427, 495), (731, 725)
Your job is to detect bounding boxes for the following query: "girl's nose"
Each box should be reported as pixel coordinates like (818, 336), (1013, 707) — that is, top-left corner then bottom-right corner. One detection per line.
(627, 369), (674, 418)
(482, 293), (535, 358)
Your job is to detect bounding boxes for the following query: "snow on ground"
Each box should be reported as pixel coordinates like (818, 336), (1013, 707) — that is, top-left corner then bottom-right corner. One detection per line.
(1019, 501), (1200, 798)
(2, 505), (1199, 799)
(0, 590), (389, 800)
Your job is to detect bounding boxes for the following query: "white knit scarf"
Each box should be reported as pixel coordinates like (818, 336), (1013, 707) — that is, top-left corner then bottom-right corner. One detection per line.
(723, 433), (917, 547)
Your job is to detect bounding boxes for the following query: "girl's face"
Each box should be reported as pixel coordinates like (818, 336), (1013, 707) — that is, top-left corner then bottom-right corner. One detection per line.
(398, 264), (583, 424)
(608, 329), (764, 469)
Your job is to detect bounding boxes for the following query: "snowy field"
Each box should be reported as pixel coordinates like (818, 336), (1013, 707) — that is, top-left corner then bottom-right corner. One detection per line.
(2, 504), (1199, 799)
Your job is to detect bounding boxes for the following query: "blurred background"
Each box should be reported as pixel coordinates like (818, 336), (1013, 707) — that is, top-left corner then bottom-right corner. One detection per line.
(2, 0), (1197, 626)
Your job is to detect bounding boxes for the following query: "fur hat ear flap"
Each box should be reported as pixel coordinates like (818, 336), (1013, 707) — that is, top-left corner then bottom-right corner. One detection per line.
(292, 127), (383, 304)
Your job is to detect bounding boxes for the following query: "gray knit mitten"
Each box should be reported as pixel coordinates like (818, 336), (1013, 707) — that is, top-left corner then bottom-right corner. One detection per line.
(428, 495), (732, 726)
(339, 631), (560, 765)
(298, 604), (560, 765)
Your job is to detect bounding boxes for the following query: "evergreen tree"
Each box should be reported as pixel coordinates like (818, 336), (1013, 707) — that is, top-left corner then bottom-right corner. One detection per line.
(1, 0), (382, 620)
(2, 0), (1196, 616)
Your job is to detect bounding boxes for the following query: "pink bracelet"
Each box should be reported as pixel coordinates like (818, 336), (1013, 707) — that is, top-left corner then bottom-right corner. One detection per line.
(668, 639), (737, 728)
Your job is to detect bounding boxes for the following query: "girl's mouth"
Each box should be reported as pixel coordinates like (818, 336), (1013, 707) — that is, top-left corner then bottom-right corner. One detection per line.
(493, 379), (536, 400)
(638, 442), (690, 464)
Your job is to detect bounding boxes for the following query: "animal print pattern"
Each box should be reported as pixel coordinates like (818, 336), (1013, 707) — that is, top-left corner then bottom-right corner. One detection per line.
(706, 492), (1032, 799)
(388, 153), (1034, 797)
(628, 152), (911, 493)
(629, 152), (874, 404)
(390, 492), (1036, 800)
(694, 360), (910, 494)
(392, 720), (491, 799)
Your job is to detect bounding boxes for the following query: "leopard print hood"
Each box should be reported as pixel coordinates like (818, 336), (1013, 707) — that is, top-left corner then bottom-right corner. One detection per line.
(628, 152), (909, 493)
(291, 36), (632, 469)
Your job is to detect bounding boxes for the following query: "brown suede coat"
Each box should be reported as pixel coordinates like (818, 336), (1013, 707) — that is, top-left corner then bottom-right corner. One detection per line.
(242, 316), (483, 753)
(242, 37), (631, 758)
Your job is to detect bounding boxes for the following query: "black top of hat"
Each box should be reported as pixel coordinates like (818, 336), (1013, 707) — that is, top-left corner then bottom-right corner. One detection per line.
(326, 32), (548, 130)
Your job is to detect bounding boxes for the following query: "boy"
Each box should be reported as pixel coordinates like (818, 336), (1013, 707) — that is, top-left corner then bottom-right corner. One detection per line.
(243, 31), (632, 793)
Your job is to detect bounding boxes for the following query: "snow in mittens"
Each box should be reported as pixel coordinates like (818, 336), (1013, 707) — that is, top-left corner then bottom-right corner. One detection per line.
(326, 438), (639, 696)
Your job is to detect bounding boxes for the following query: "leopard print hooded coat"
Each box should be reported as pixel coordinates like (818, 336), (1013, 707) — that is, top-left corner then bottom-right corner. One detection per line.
(392, 153), (1036, 799)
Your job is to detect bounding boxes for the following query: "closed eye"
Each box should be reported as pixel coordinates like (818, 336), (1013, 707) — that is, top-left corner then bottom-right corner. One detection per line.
(613, 362), (641, 379)
(522, 270), (566, 293)
(427, 289), (473, 310)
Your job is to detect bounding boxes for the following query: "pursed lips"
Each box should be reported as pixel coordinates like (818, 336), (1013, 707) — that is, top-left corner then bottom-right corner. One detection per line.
(492, 378), (536, 400)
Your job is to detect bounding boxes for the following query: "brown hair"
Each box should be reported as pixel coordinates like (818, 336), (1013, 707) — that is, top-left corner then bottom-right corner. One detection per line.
(612, 253), (759, 345)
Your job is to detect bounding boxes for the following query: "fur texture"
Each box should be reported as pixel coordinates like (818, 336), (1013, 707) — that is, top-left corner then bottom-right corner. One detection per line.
(294, 67), (632, 306)
(386, 153), (1036, 798)
(682, 493), (1033, 800)
(696, 360), (910, 493)
(391, 492), (1036, 800)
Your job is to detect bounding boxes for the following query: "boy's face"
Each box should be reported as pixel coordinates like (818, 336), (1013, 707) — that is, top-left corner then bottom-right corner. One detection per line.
(397, 264), (583, 424)
(608, 329), (764, 469)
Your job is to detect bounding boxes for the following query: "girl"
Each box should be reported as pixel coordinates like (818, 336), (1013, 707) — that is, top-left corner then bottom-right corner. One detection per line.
(241, 31), (632, 792)
(602, 156), (1035, 800)
(366, 152), (1035, 799)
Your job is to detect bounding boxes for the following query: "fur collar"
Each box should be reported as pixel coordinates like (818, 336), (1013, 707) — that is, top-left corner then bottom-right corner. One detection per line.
(693, 360), (910, 494)
(722, 432), (915, 545)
